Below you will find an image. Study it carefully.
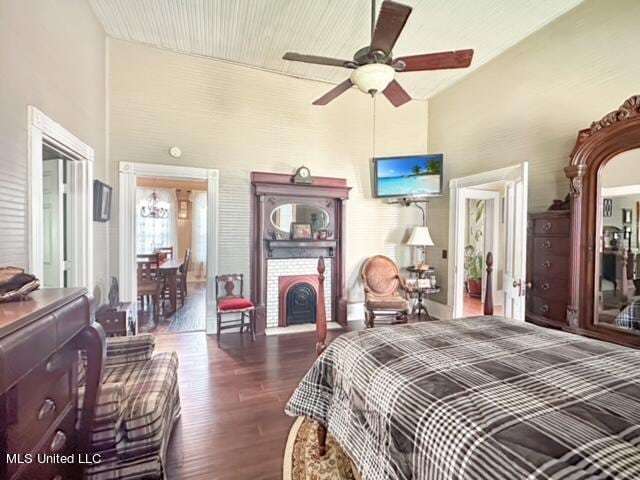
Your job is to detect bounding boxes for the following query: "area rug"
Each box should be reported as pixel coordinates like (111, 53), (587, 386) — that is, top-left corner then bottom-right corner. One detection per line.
(283, 417), (361, 480)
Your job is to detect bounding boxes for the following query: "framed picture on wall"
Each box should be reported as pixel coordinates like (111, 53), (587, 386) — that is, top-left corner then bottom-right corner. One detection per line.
(93, 180), (112, 222)
(623, 208), (632, 225)
(603, 198), (613, 217)
(291, 223), (312, 239)
(178, 200), (190, 219)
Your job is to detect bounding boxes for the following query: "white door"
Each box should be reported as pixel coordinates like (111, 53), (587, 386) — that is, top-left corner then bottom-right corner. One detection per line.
(42, 159), (66, 287)
(503, 164), (529, 320)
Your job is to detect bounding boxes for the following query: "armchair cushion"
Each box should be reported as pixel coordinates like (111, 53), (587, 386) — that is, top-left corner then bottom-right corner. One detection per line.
(105, 334), (155, 366)
(365, 297), (411, 311)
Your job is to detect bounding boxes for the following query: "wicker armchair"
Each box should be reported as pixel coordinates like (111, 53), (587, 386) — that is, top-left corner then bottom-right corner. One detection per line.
(79, 334), (181, 479)
(361, 255), (411, 328)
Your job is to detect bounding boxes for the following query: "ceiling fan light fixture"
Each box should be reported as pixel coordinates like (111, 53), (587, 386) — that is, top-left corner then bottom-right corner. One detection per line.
(350, 63), (395, 95)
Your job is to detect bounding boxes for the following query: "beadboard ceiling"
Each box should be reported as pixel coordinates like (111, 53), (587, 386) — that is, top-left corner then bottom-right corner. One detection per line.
(89, 0), (584, 100)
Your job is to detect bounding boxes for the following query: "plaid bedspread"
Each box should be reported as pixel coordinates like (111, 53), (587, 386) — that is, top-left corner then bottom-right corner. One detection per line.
(615, 299), (640, 331)
(285, 317), (640, 480)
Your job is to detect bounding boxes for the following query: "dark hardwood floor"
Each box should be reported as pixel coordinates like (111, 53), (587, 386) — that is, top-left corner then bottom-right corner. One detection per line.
(154, 322), (362, 480)
(139, 281), (206, 334)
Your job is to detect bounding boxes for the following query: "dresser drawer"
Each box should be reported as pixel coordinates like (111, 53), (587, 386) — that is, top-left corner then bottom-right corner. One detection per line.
(11, 406), (76, 480)
(531, 296), (567, 323)
(529, 276), (569, 302)
(532, 254), (570, 279)
(534, 216), (570, 236)
(532, 236), (570, 255)
(7, 348), (75, 463)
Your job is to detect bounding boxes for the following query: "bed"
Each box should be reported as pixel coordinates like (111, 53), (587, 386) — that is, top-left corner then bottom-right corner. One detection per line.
(286, 316), (640, 479)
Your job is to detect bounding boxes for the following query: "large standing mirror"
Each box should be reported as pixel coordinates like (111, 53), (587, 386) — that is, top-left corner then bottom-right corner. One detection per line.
(566, 95), (640, 347)
(597, 148), (640, 333)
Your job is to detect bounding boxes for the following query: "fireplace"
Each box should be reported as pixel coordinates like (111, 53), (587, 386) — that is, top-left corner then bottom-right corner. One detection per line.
(278, 274), (325, 327)
(287, 283), (316, 325)
(250, 172), (351, 333)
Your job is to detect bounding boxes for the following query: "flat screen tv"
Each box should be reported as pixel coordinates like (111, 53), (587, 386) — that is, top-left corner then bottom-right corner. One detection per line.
(372, 154), (444, 198)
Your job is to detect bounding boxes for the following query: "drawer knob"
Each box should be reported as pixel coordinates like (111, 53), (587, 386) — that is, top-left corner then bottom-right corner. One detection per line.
(543, 240), (552, 249)
(542, 282), (550, 291)
(543, 260), (552, 269)
(38, 398), (57, 421)
(541, 305), (550, 314)
(50, 431), (67, 453)
(543, 222), (552, 231)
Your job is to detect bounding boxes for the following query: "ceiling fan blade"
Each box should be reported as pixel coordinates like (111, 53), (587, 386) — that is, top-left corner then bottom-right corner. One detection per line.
(283, 52), (351, 68)
(394, 49), (474, 72)
(370, 1), (412, 56)
(312, 79), (354, 105)
(383, 80), (411, 107)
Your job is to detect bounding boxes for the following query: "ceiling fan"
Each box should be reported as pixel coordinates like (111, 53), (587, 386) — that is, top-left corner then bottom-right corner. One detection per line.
(282, 0), (474, 107)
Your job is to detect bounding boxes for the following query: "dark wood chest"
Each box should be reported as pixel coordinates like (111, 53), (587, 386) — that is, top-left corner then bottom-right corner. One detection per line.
(95, 302), (136, 337)
(0, 289), (104, 480)
(526, 210), (571, 329)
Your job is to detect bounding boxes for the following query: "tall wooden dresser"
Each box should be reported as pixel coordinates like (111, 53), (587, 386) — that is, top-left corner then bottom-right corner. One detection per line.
(526, 210), (571, 329)
(0, 288), (105, 480)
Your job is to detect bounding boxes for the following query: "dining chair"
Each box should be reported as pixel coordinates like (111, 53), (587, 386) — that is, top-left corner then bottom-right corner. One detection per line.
(137, 255), (163, 322)
(215, 274), (255, 345)
(177, 248), (192, 306)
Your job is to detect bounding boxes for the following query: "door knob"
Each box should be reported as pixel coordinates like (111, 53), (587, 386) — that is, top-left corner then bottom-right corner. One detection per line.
(512, 280), (532, 288)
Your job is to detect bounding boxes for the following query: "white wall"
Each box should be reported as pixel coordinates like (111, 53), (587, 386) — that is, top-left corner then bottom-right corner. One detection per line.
(108, 39), (428, 308)
(426, 0), (640, 305)
(0, 0), (109, 299)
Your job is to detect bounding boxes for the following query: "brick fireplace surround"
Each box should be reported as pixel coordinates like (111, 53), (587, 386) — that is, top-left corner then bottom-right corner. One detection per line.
(270, 260), (333, 328)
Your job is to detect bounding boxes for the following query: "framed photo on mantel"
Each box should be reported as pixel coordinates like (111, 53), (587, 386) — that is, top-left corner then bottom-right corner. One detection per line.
(291, 223), (312, 240)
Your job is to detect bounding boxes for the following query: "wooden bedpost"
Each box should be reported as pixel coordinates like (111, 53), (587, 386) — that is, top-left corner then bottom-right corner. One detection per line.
(484, 252), (494, 316)
(316, 256), (327, 356)
(316, 256), (328, 456)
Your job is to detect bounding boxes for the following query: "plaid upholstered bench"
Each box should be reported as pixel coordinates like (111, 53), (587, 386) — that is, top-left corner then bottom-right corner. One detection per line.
(79, 334), (181, 479)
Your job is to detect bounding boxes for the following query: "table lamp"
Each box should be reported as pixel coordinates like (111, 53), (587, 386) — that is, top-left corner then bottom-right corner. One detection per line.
(407, 226), (434, 270)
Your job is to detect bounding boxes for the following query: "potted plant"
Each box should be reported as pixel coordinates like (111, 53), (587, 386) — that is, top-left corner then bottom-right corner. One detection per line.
(464, 245), (483, 298)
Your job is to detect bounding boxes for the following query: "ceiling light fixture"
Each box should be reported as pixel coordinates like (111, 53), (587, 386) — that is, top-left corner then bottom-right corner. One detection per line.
(350, 64), (395, 96)
(140, 190), (169, 219)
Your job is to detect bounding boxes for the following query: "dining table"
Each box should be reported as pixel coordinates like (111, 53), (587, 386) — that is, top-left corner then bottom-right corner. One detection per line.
(137, 256), (184, 315)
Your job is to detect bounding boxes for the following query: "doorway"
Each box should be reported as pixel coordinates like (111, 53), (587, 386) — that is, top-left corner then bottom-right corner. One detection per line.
(42, 146), (71, 287)
(449, 162), (529, 320)
(119, 162), (219, 335)
(135, 176), (208, 334)
(28, 106), (94, 291)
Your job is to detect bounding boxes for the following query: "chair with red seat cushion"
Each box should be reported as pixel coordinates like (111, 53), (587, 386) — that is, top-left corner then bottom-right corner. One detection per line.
(216, 273), (255, 344)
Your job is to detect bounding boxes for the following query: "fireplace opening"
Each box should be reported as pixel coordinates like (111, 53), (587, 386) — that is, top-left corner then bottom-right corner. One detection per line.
(286, 282), (317, 325)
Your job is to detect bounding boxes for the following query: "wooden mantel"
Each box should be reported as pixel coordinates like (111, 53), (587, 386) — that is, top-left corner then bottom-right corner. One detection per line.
(249, 172), (351, 334)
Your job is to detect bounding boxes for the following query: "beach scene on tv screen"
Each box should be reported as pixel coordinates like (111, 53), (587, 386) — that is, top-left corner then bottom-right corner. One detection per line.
(377, 156), (442, 196)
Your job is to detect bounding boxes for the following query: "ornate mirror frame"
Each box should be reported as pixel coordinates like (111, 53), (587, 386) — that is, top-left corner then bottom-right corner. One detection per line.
(566, 95), (640, 347)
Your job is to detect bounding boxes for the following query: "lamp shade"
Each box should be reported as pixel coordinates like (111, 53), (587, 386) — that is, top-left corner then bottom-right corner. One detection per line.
(350, 64), (395, 94)
(407, 226), (434, 247)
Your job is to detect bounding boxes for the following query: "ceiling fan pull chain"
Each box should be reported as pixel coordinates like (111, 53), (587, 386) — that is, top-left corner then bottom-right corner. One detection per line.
(372, 97), (377, 159)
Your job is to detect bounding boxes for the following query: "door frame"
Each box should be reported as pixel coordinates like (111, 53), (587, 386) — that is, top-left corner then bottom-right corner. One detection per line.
(448, 163), (529, 318)
(118, 162), (219, 333)
(28, 106), (94, 291)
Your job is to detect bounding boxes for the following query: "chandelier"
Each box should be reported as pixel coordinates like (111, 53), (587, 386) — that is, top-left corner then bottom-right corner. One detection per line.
(140, 191), (168, 219)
